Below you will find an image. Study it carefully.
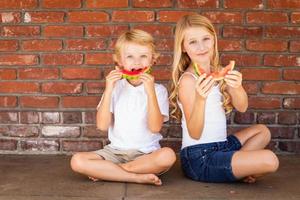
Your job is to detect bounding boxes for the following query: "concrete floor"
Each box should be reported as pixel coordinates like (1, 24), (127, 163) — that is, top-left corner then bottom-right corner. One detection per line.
(0, 155), (299, 200)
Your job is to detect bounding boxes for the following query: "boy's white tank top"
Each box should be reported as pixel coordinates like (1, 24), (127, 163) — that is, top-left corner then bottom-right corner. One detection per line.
(178, 72), (227, 149)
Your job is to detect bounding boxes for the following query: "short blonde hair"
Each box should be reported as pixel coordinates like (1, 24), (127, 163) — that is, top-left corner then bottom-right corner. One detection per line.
(113, 29), (159, 65)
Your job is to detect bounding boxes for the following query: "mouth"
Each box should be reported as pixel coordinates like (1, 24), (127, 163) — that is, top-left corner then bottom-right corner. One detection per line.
(196, 52), (208, 56)
(121, 66), (152, 80)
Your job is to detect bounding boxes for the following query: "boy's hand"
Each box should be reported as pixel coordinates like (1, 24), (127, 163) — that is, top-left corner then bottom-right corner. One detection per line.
(224, 70), (242, 89)
(195, 74), (215, 100)
(139, 73), (155, 95)
(105, 69), (122, 92)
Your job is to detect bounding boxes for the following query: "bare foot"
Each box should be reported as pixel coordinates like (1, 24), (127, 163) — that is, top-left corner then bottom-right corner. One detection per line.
(88, 176), (99, 182)
(136, 174), (162, 186)
(243, 176), (256, 183)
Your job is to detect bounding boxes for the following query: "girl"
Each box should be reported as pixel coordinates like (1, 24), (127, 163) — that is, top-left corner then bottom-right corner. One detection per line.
(71, 29), (176, 186)
(169, 14), (279, 183)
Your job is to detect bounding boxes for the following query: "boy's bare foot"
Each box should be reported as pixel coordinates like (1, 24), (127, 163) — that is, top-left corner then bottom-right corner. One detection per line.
(243, 176), (256, 183)
(88, 176), (99, 182)
(136, 174), (162, 186)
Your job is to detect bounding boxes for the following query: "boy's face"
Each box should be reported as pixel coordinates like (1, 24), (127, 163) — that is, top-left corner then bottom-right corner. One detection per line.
(119, 42), (153, 71)
(182, 27), (214, 66)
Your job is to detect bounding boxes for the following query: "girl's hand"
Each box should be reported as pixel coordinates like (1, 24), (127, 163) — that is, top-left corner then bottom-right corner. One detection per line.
(139, 73), (155, 95)
(105, 69), (122, 91)
(195, 74), (215, 100)
(224, 70), (242, 89)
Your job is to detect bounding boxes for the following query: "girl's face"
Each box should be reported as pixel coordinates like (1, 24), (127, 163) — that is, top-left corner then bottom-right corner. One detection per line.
(119, 42), (153, 71)
(182, 27), (214, 67)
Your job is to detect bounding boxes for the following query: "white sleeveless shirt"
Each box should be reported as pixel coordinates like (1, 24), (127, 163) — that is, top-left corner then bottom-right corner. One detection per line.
(178, 72), (227, 149)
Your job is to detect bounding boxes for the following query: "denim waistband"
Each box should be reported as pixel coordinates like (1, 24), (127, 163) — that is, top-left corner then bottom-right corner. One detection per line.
(183, 140), (228, 152)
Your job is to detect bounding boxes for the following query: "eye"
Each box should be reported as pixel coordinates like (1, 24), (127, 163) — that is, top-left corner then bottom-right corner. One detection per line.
(141, 55), (147, 58)
(126, 55), (133, 58)
(189, 40), (197, 44)
(203, 37), (211, 41)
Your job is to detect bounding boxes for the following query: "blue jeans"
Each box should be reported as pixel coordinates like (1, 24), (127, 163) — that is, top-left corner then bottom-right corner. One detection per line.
(180, 135), (242, 183)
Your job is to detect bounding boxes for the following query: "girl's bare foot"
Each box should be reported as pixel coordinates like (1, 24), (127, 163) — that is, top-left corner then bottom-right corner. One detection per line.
(243, 176), (256, 183)
(136, 174), (162, 186)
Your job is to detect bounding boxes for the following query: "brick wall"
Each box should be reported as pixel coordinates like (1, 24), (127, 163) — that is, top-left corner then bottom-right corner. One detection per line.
(0, 0), (299, 154)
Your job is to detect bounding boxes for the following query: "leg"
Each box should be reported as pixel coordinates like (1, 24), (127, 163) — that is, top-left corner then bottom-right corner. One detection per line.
(70, 152), (162, 185)
(120, 147), (176, 175)
(234, 124), (271, 151)
(231, 150), (279, 181)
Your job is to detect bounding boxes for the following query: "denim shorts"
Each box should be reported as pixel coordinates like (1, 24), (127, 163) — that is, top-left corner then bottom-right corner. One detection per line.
(180, 135), (242, 183)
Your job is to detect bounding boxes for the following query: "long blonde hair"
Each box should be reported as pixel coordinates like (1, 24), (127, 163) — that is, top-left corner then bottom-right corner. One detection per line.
(169, 14), (232, 121)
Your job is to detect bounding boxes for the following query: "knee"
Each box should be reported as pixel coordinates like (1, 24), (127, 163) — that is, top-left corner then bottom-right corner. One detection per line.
(262, 150), (279, 173)
(157, 147), (176, 168)
(257, 124), (271, 142)
(70, 153), (85, 173)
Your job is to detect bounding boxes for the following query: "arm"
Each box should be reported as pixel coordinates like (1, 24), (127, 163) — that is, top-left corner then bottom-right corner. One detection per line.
(140, 73), (164, 133)
(225, 70), (248, 112)
(96, 70), (122, 131)
(179, 74), (215, 140)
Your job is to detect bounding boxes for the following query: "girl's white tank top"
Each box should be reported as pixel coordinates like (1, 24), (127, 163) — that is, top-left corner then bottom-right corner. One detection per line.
(178, 72), (227, 149)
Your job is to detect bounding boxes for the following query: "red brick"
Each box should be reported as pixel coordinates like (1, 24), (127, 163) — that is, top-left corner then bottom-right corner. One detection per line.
(246, 40), (287, 51)
(223, 26), (263, 38)
(268, 0), (300, 9)
(133, 25), (173, 37)
(240, 69), (280, 80)
(42, 53), (83, 65)
(42, 126), (80, 137)
(264, 55), (299, 66)
(248, 96), (281, 109)
(85, 53), (113, 65)
(0, 54), (37, 66)
(0, 12), (21, 23)
(42, 112), (60, 124)
(291, 12), (300, 23)
(155, 39), (174, 51)
(178, 0), (218, 8)
(21, 139), (59, 152)
(0, 97), (17, 108)
(243, 82), (258, 94)
(42, 82), (82, 94)
(278, 112), (297, 125)
(0, 112), (18, 123)
(82, 126), (106, 138)
(152, 69), (171, 81)
(0, 69), (16, 80)
(262, 82), (300, 95)
(63, 112), (82, 124)
(157, 11), (197, 22)
(0, 139), (17, 150)
(20, 96), (59, 108)
(156, 54), (172, 66)
(2, 26), (40, 37)
(62, 96), (100, 108)
(218, 39), (243, 51)
(278, 141), (300, 153)
(24, 12), (64, 23)
(234, 112), (255, 124)
(283, 98), (300, 109)
(246, 12), (288, 24)
(20, 111), (39, 124)
(221, 54), (261, 66)
(62, 140), (102, 152)
(112, 11), (154, 22)
(0, 82), (39, 93)
(202, 12), (242, 24)
(68, 11), (109, 23)
(224, 0), (263, 8)
(0, 0), (37, 9)
(257, 112), (276, 124)
(42, 0), (81, 8)
(270, 127), (295, 139)
(0, 40), (18, 51)
(22, 40), (62, 51)
(283, 69), (300, 80)
(133, 0), (172, 7)
(290, 41), (300, 52)
(62, 68), (101, 80)
(86, 25), (128, 37)
(86, 0), (128, 8)
(266, 26), (300, 38)
(44, 26), (83, 37)
(9, 126), (39, 137)
(66, 39), (106, 51)
(86, 82), (105, 94)
(19, 68), (59, 80)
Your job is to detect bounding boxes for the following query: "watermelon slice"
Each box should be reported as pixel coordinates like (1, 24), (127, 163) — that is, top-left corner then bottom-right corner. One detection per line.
(121, 66), (152, 80)
(193, 61), (235, 81)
